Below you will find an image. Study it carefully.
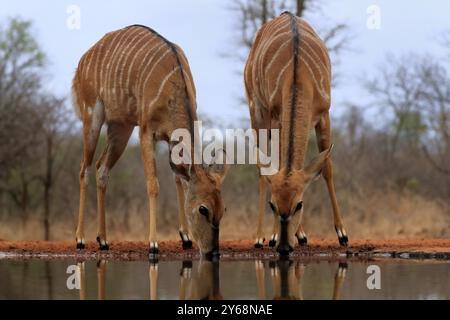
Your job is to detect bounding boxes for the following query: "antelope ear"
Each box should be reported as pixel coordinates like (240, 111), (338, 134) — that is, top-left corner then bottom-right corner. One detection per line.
(169, 141), (193, 181)
(206, 148), (229, 184)
(305, 145), (333, 183)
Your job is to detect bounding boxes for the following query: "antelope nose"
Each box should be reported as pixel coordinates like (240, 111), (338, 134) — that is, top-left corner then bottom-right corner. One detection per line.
(277, 214), (292, 255)
(277, 243), (293, 256)
(205, 225), (220, 260)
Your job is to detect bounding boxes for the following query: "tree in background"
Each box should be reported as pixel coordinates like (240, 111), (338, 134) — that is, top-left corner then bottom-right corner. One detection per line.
(0, 18), (47, 221)
(227, 0), (351, 71)
(365, 54), (450, 197)
(0, 18), (73, 239)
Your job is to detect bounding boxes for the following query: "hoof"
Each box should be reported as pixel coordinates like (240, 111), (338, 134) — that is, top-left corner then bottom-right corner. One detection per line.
(182, 240), (193, 250)
(96, 237), (109, 251)
(76, 240), (85, 250)
(179, 231), (193, 250)
(297, 236), (308, 246)
(149, 242), (159, 256)
(336, 227), (349, 247)
(254, 243), (264, 249)
(339, 235), (349, 247)
(254, 238), (265, 249)
(268, 234), (277, 248)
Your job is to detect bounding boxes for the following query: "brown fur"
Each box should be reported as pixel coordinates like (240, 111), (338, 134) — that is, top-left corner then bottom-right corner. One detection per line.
(73, 25), (227, 255)
(244, 13), (348, 251)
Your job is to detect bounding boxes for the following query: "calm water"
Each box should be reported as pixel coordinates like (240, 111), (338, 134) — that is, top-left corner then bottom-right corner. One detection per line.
(0, 259), (449, 300)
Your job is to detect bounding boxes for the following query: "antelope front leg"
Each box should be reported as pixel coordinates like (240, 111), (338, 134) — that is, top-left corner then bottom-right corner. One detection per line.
(175, 176), (192, 250)
(140, 129), (159, 255)
(296, 224), (308, 246)
(268, 215), (279, 248)
(76, 121), (102, 249)
(95, 123), (133, 250)
(315, 114), (348, 246)
(254, 176), (267, 248)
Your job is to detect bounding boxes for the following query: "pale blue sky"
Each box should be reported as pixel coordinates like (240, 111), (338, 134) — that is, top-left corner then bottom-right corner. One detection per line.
(1, 0), (449, 123)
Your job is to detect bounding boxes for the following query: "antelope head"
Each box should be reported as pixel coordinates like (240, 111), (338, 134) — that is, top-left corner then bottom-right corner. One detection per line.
(267, 146), (333, 255)
(171, 149), (228, 257)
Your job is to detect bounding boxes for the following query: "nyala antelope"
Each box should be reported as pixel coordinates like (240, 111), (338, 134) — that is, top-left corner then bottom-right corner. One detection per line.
(244, 12), (348, 254)
(73, 25), (227, 256)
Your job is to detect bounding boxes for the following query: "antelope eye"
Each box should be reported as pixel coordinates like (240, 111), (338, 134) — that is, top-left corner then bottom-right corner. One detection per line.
(295, 201), (303, 212)
(199, 205), (209, 217)
(269, 201), (276, 212)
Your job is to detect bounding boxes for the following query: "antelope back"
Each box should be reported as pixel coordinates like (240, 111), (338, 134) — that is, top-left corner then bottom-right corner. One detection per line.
(245, 12), (331, 171)
(73, 25), (197, 135)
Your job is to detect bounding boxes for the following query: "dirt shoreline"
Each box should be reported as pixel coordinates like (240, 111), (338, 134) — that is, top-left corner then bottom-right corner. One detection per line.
(1, 239), (450, 261)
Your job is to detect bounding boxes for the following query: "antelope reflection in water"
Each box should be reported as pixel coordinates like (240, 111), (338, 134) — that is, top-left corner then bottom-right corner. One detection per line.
(77, 260), (107, 300)
(77, 259), (346, 300)
(255, 259), (348, 300)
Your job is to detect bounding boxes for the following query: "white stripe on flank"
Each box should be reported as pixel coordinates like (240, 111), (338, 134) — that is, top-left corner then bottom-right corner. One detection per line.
(83, 49), (95, 80)
(261, 15), (289, 40)
(301, 32), (329, 64)
(140, 47), (172, 97)
(264, 38), (291, 75)
(269, 57), (293, 103)
(146, 66), (181, 110)
(106, 27), (143, 100)
(135, 42), (166, 92)
(100, 30), (126, 87)
(92, 40), (106, 89)
(125, 34), (158, 88)
(301, 38), (331, 78)
(257, 30), (291, 94)
(301, 53), (330, 101)
(114, 30), (148, 89)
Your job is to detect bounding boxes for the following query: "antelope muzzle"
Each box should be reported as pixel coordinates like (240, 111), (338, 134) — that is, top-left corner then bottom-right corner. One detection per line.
(205, 224), (220, 260)
(277, 216), (293, 256)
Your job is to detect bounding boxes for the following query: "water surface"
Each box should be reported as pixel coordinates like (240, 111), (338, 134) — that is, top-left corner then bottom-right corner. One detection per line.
(1, 259), (449, 300)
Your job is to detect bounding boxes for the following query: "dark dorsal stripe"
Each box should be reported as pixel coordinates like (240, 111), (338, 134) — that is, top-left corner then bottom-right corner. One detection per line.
(130, 25), (195, 142)
(283, 12), (300, 173)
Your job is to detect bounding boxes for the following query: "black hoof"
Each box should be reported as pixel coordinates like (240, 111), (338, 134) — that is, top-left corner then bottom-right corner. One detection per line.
(96, 237), (109, 251)
(179, 231), (193, 250)
(338, 235), (349, 247)
(268, 239), (277, 248)
(149, 247), (159, 255)
(182, 240), (193, 250)
(297, 236), (308, 246)
(254, 243), (264, 249)
(76, 242), (85, 250)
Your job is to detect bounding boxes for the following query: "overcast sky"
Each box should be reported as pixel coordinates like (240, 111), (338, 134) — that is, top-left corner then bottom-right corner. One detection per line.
(1, 0), (449, 123)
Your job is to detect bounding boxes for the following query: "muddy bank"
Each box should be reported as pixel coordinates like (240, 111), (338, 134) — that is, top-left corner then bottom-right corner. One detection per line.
(0, 239), (450, 261)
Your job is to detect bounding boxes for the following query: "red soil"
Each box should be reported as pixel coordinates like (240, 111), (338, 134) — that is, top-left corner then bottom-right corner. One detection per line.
(0, 239), (449, 261)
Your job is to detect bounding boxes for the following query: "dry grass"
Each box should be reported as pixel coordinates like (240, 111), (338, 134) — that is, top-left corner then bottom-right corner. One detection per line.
(0, 192), (448, 242)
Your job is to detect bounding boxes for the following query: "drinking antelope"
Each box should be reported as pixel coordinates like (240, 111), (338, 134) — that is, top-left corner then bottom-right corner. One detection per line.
(73, 25), (227, 256)
(244, 12), (348, 254)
